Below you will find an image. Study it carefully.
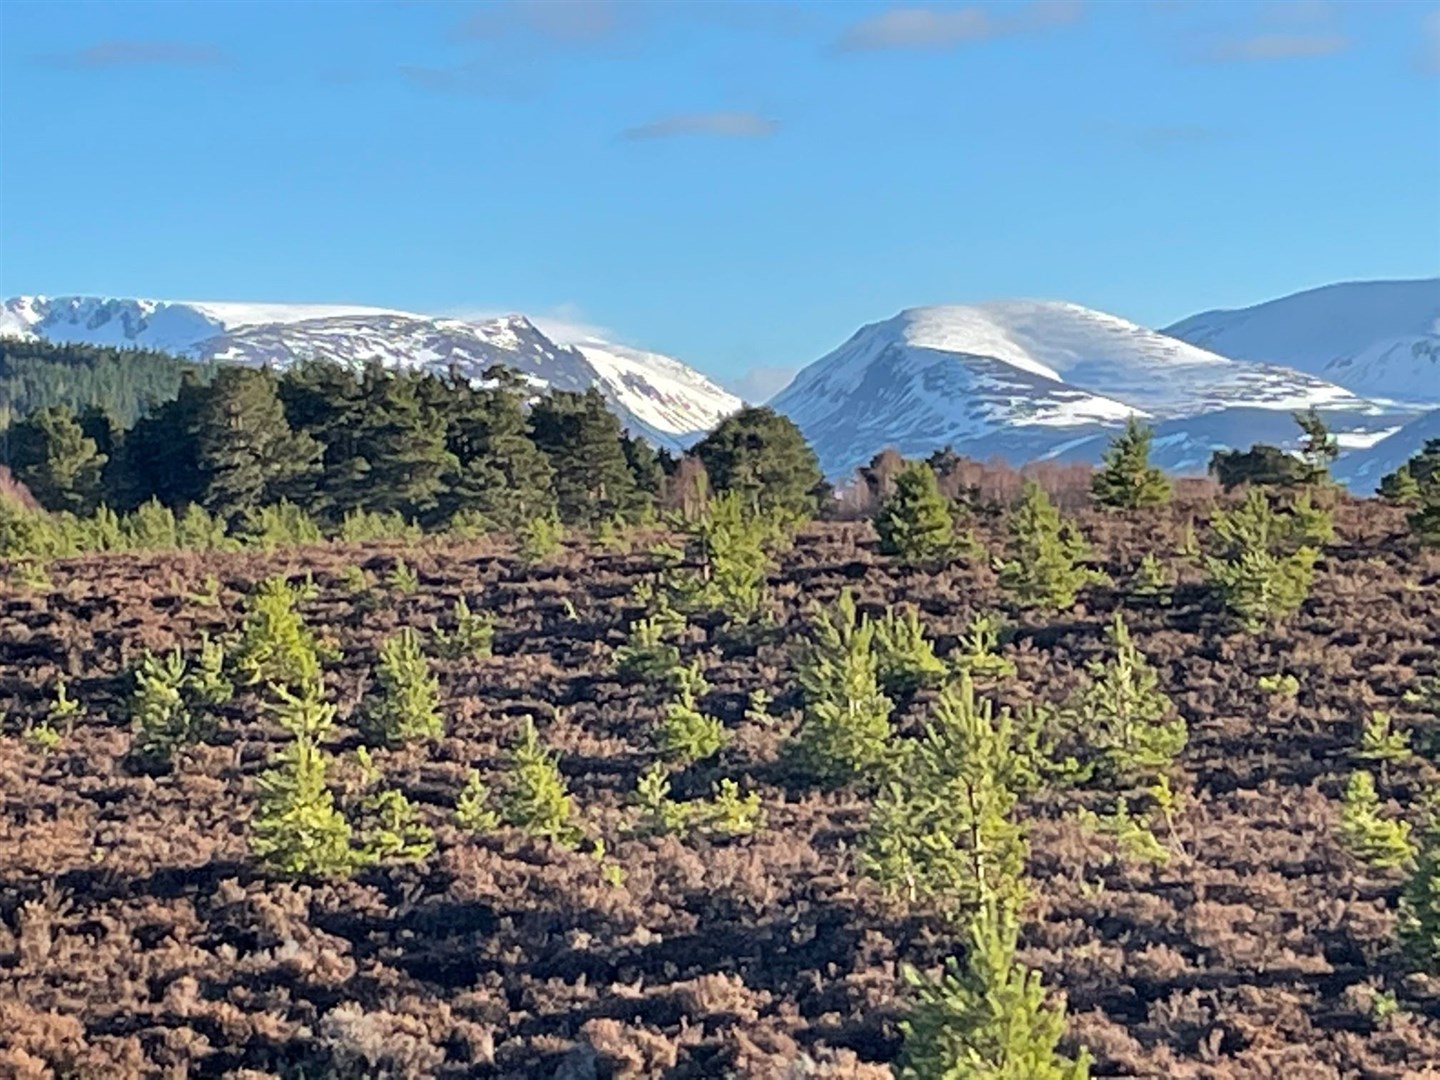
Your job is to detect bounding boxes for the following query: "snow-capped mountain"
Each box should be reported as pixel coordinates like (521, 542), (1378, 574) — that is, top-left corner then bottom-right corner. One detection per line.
(1334, 409), (1440, 492)
(0, 296), (740, 449)
(770, 300), (1399, 477)
(1164, 279), (1440, 408)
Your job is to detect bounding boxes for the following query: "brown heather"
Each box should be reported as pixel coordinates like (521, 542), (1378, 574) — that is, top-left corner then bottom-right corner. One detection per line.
(0, 499), (1437, 1077)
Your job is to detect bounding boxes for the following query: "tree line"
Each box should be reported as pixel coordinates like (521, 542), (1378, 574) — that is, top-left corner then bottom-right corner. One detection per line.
(1, 340), (828, 537)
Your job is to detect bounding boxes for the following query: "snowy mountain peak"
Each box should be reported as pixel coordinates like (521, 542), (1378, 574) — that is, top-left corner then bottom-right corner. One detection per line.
(1, 295), (741, 450)
(1164, 278), (1440, 408)
(772, 297), (1401, 478)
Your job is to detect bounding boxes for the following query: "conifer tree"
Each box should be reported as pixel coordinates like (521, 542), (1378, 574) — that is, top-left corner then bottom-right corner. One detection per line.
(1379, 464), (1423, 508)
(861, 674), (1028, 916)
(1090, 416), (1171, 509)
(501, 717), (579, 845)
(691, 405), (825, 518)
(340, 366), (457, 522)
(874, 604), (948, 695)
(360, 628), (444, 746)
(998, 482), (1105, 611)
(1209, 444), (1312, 491)
(250, 686), (354, 878)
(437, 367), (557, 531)
(1383, 439), (1440, 548)
(792, 589), (894, 786)
(1294, 407), (1339, 483)
(1203, 488), (1328, 629)
(193, 368), (323, 521)
(529, 388), (638, 527)
(875, 461), (962, 566)
(668, 489), (785, 623)
(251, 735), (356, 877)
(1338, 771), (1415, 868)
(1400, 806), (1440, 973)
(1065, 612), (1185, 784)
(896, 900), (1091, 1080)
(5, 405), (108, 514)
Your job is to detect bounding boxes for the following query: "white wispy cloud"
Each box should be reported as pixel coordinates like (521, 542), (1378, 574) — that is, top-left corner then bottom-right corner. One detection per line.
(1202, 32), (1350, 62)
(48, 40), (230, 69)
(620, 111), (779, 141)
(835, 1), (1082, 52)
(1419, 9), (1440, 76)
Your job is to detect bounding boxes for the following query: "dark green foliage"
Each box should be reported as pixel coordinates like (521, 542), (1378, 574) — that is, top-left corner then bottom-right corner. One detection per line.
(1, 348), (696, 553)
(529, 388), (638, 527)
(998, 482), (1106, 611)
(336, 366), (457, 522)
(1294, 408), (1339, 483)
(861, 674), (1029, 918)
(433, 366), (557, 532)
(193, 368), (323, 522)
(360, 628), (443, 746)
(4, 405), (107, 513)
(1209, 443), (1312, 490)
(896, 901), (1091, 1080)
(1380, 465), (1423, 507)
(1380, 439), (1440, 547)
(1091, 416), (1171, 509)
(0, 337), (207, 429)
(875, 461), (964, 566)
(690, 406), (825, 518)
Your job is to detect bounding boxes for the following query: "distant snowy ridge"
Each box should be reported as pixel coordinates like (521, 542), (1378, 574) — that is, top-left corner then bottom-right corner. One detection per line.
(1, 295), (741, 450)
(1334, 409), (1440, 491)
(1164, 279), (1440, 408)
(771, 300), (1397, 478)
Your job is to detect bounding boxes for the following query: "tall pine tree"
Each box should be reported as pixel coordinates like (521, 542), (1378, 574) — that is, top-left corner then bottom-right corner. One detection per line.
(1091, 416), (1171, 509)
(337, 365), (457, 522)
(4, 404), (108, 513)
(529, 388), (638, 527)
(193, 368), (322, 521)
(691, 406), (825, 518)
(438, 367), (556, 531)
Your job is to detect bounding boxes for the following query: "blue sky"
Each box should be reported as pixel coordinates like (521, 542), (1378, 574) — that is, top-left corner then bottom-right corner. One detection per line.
(1, 0), (1437, 398)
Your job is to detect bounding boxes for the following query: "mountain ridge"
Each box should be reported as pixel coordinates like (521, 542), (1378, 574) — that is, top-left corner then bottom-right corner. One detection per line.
(1163, 278), (1440, 408)
(769, 298), (1403, 478)
(0, 295), (742, 451)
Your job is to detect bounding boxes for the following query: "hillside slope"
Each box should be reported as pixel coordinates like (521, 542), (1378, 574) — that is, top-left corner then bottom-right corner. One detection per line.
(1164, 278), (1440, 408)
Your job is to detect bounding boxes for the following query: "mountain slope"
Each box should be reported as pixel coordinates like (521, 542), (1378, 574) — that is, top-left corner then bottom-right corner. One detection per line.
(0, 296), (740, 449)
(1334, 409), (1440, 492)
(1164, 279), (1440, 407)
(771, 300), (1392, 477)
